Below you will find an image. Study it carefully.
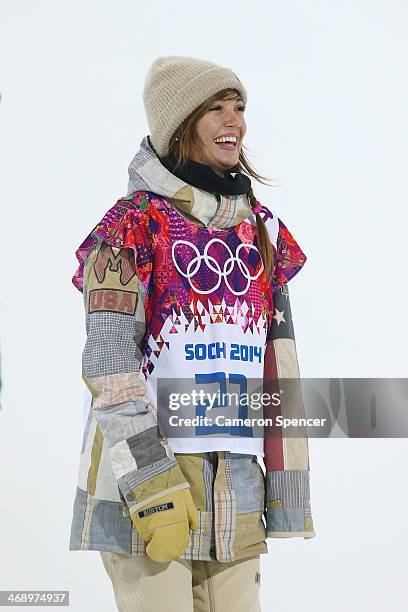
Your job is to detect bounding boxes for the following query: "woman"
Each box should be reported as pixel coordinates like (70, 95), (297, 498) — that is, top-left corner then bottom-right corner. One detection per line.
(69, 56), (315, 612)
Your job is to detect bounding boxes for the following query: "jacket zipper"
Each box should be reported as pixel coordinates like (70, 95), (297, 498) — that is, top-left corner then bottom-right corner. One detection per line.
(215, 193), (221, 215)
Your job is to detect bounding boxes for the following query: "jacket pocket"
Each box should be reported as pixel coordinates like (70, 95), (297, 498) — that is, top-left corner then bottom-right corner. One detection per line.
(234, 511), (267, 554)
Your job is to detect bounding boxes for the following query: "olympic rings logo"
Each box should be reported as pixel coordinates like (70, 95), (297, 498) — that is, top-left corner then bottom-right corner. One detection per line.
(172, 238), (264, 296)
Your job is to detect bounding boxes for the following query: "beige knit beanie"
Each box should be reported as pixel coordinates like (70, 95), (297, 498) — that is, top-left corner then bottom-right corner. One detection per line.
(143, 56), (248, 157)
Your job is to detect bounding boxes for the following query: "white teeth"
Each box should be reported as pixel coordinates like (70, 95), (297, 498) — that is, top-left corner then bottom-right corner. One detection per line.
(214, 136), (238, 144)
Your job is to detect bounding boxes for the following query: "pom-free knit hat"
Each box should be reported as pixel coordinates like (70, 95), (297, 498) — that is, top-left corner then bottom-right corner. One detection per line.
(143, 56), (248, 157)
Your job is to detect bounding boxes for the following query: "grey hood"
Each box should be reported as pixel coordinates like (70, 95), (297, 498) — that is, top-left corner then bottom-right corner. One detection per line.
(127, 136), (253, 229)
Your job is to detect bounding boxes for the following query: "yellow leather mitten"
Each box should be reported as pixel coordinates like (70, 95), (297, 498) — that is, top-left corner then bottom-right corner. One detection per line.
(130, 487), (199, 563)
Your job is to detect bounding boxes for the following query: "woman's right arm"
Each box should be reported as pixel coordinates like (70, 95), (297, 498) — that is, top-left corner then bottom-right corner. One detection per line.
(81, 240), (192, 519)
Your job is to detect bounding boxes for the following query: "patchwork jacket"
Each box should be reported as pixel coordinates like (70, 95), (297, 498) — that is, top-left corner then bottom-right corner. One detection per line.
(69, 136), (315, 562)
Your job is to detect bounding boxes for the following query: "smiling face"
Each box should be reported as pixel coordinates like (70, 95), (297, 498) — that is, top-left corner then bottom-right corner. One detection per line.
(189, 92), (247, 177)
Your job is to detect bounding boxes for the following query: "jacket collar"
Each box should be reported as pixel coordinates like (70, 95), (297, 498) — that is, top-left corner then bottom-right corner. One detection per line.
(127, 136), (253, 229)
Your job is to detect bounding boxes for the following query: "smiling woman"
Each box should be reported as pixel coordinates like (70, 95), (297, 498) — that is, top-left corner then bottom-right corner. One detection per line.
(70, 55), (314, 612)
(187, 95), (246, 176)
(166, 87), (268, 184)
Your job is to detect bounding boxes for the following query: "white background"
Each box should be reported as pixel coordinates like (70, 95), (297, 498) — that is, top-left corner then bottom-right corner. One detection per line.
(1, 1), (407, 610)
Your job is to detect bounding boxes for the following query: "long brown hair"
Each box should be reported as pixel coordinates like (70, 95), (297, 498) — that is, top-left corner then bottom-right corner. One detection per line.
(167, 88), (275, 279)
